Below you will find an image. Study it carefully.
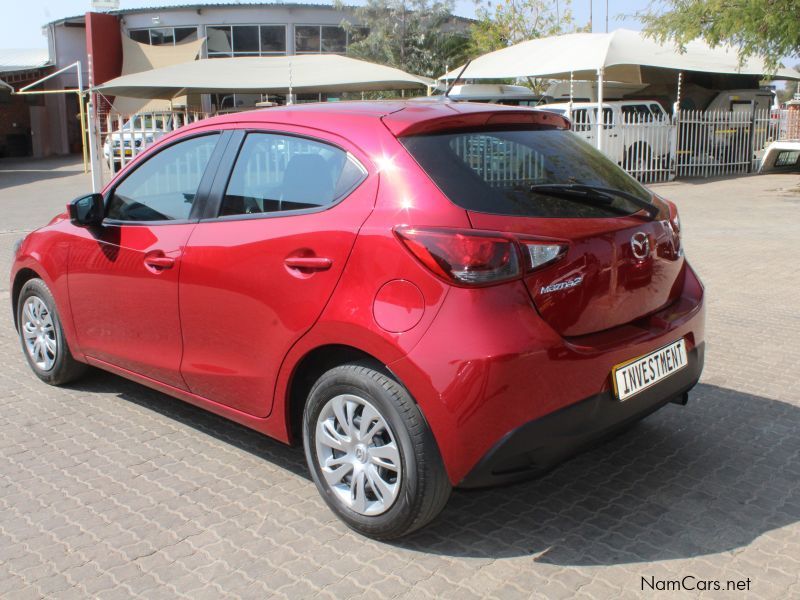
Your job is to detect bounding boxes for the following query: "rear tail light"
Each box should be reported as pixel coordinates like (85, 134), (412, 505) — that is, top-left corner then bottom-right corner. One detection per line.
(394, 227), (567, 286)
(665, 200), (683, 256)
(521, 242), (567, 271)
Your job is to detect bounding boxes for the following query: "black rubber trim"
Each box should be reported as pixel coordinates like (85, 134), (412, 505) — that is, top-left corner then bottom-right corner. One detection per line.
(459, 342), (705, 489)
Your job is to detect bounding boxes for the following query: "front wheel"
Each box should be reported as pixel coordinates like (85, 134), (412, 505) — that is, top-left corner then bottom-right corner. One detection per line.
(17, 278), (87, 386)
(303, 363), (451, 539)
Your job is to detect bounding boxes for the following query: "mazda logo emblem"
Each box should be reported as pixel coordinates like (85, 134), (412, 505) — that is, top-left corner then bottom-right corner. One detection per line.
(631, 232), (650, 260)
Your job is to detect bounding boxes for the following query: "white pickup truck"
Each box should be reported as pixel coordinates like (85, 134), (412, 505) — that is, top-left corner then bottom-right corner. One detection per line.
(537, 100), (672, 173)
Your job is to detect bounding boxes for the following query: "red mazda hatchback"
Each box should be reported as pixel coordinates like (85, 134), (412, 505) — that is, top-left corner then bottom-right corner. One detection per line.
(11, 101), (704, 538)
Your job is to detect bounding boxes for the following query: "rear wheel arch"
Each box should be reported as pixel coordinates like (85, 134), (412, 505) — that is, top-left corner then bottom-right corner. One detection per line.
(286, 344), (415, 444)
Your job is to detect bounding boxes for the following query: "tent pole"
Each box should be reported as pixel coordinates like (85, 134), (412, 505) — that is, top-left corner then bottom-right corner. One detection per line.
(86, 54), (102, 192)
(287, 60), (293, 106)
(596, 67), (604, 151)
(76, 61), (88, 174)
(569, 71), (574, 113)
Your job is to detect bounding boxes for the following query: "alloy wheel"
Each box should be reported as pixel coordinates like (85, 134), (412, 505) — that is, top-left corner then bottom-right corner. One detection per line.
(21, 296), (57, 371)
(314, 393), (402, 516)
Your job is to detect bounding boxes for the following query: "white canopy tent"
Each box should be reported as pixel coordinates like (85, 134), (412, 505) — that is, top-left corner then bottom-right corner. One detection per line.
(95, 54), (433, 100)
(441, 29), (800, 150)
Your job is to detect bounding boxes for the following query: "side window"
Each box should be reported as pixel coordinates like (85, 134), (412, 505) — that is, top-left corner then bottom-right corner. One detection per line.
(572, 109), (590, 132)
(220, 133), (365, 216)
(107, 134), (219, 222)
(649, 103), (666, 121)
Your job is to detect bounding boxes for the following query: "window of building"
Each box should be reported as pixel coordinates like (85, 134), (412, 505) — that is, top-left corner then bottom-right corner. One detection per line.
(128, 27), (198, 46)
(294, 25), (360, 54)
(321, 26), (347, 53)
(206, 24), (287, 57)
(260, 26), (286, 53)
(294, 25), (321, 53)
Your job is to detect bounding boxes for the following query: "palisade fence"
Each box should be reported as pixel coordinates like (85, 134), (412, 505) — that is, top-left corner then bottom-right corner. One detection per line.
(100, 107), (796, 183)
(102, 111), (211, 175)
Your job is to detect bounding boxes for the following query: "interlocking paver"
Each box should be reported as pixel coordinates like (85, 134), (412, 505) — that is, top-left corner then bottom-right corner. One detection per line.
(1, 158), (799, 598)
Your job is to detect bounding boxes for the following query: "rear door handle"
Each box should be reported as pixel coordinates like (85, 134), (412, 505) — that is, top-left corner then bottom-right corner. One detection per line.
(284, 256), (333, 271)
(144, 255), (175, 270)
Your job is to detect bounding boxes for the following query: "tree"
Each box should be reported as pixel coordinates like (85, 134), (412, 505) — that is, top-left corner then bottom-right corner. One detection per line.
(337, 0), (471, 79)
(469, 0), (579, 56)
(638, 0), (800, 72)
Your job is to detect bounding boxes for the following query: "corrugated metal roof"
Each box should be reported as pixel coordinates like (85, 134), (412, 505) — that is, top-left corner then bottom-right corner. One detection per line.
(46, 2), (473, 27)
(46, 2), (361, 26)
(0, 48), (51, 74)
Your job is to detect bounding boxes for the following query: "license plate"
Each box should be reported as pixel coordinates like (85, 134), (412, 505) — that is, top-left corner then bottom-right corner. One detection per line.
(612, 339), (687, 401)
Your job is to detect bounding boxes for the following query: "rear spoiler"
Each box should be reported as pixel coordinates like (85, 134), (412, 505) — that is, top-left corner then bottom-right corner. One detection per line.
(382, 106), (571, 137)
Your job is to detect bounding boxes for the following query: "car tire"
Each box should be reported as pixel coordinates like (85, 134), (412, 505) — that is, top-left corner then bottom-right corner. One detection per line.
(17, 278), (87, 386)
(303, 362), (451, 539)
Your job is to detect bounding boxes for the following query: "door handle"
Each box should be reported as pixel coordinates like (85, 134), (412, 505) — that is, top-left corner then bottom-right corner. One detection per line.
(144, 255), (175, 270)
(284, 256), (333, 271)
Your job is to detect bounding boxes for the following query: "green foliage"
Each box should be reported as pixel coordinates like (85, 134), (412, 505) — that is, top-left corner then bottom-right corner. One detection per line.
(638, 0), (800, 72)
(469, 0), (581, 55)
(337, 0), (471, 79)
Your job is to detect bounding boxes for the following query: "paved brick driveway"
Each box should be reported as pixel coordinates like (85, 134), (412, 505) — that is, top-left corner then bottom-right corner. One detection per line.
(1, 158), (798, 599)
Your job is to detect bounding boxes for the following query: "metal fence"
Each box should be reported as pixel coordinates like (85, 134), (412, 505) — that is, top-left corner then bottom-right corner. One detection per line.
(102, 106), (797, 184)
(569, 108), (794, 183)
(103, 111), (210, 175)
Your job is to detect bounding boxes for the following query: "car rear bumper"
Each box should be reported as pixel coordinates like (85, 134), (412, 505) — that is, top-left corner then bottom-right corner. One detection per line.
(388, 262), (705, 487)
(459, 342), (704, 488)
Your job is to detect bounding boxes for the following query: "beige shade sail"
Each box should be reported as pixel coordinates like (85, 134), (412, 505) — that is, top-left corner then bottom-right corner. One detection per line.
(441, 29), (800, 82)
(111, 35), (205, 114)
(96, 54), (433, 99)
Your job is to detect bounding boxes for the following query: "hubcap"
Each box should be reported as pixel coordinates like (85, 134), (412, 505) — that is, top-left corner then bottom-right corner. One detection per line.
(21, 296), (57, 371)
(314, 394), (402, 516)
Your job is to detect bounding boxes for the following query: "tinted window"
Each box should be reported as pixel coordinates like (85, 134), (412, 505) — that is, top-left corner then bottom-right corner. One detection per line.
(401, 129), (652, 219)
(321, 26), (347, 52)
(295, 26), (321, 52)
(260, 26), (286, 53)
(232, 25), (260, 53)
(220, 133), (365, 216)
(621, 104), (652, 121)
(107, 135), (219, 222)
(149, 28), (174, 46)
(175, 27), (198, 44)
(129, 30), (150, 44)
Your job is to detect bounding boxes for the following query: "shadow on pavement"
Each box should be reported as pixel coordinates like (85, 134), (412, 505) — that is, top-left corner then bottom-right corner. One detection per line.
(398, 383), (799, 564)
(66, 373), (799, 565)
(0, 167), (87, 191)
(66, 369), (310, 480)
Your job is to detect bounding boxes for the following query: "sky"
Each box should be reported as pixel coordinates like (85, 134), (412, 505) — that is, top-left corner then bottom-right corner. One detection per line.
(1, 0), (652, 49)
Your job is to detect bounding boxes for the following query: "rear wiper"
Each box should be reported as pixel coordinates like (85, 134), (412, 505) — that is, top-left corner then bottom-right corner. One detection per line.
(529, 184), (659, 220)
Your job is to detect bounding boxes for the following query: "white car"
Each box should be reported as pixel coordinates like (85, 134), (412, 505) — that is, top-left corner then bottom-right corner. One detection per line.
(103, 113), (175, 169)
(537, 100), (672, 172)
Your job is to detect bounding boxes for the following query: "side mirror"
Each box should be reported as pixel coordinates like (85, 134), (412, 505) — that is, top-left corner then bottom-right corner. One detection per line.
(68, 193), (104, 226)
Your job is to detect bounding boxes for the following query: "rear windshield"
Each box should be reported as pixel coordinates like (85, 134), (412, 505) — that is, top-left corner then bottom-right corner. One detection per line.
(400, 128), (652, 218)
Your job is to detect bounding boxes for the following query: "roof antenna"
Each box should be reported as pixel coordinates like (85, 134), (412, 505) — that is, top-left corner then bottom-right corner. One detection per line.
(444, 59), (471, 99)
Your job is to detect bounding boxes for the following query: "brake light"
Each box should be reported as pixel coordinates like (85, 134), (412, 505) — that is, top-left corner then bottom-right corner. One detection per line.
(394, 227), (567, 286)
(665, 200), (683, 256)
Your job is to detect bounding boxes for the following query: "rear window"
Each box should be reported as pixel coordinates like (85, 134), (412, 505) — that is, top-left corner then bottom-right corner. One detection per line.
(400, 128), (652, 218)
